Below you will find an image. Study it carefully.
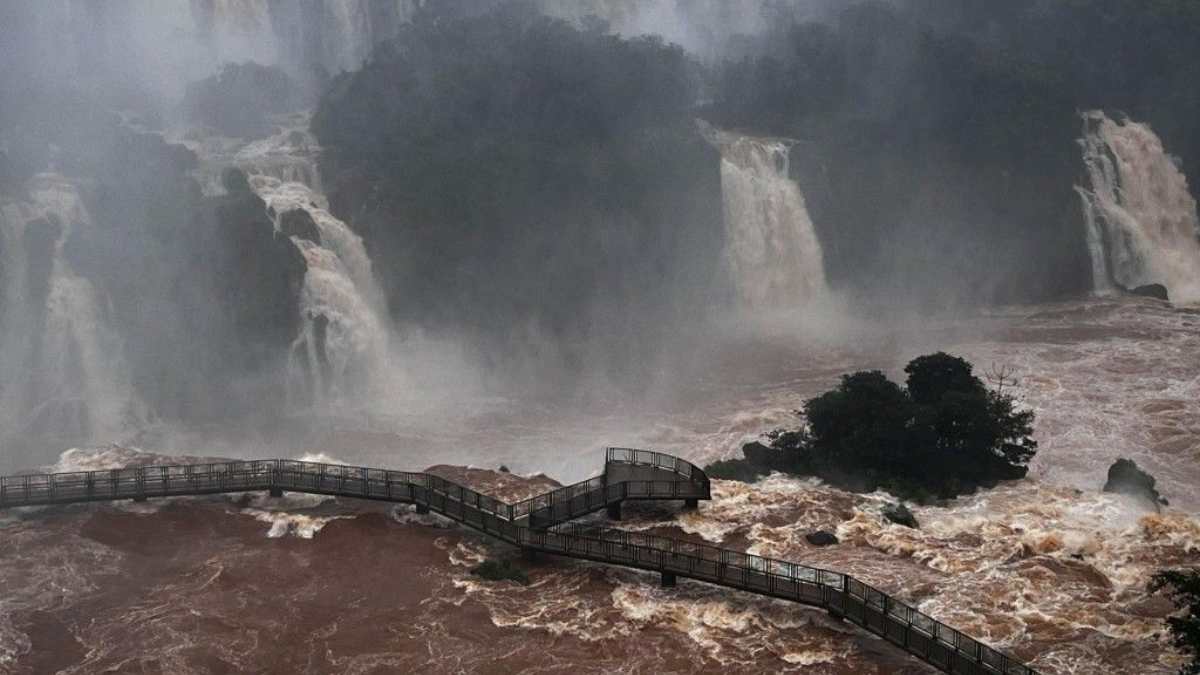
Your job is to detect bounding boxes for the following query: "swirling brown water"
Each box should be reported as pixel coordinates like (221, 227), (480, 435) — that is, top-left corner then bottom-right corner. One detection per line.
(1, 297), (1197, 673)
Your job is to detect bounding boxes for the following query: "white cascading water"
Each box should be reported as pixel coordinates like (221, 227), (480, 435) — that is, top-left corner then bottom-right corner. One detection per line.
(199, 0), (420, 73)
(701, 124), (829, 309)
(0, 175), (140, 441)
(233, 122), (389, 411)
(1076, 110), (1200, 303)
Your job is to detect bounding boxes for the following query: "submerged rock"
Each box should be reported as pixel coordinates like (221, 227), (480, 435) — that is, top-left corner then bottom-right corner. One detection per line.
(471, 558), (530, 585)
(882, 502), (919, 529)
(1129, 283), (1169, 301)
(1103, 458), (1168, 509)
(805, 531), (839, 546)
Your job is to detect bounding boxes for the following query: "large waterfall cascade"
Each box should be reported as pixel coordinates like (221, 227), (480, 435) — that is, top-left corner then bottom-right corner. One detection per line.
(1077, 111), (1200, 304)
(212, 120), (391, 412)
(701, 123), (829, 309)
(0, 175), (141, 442)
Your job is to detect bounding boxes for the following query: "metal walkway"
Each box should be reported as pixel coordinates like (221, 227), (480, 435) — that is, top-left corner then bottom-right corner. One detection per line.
(0, 447), (1037, 674)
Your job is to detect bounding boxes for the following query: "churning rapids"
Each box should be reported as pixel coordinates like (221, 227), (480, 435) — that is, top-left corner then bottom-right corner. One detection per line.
(2, 294), (1198, 674)
(2, 11), (1200, 668)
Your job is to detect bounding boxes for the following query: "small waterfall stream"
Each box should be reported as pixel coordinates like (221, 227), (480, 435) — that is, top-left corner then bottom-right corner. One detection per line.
(0, 175), (140, 441)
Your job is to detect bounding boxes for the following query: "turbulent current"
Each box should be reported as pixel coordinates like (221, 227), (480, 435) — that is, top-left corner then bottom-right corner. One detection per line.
(3, 297), (1196, 674)
(1077, 110), (1200, 303)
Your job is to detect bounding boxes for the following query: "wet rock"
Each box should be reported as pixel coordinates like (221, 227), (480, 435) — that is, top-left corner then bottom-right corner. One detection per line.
(805, 530), (839, 546)
(278, 208), (321, 244)
(222, 167), (252, 194)
(1130, 283), (1169, 301)
(1103, 458), (1168, 509)
(0, 149), (17, 193)
(470, 558), (530, 585)
(22, 216), (62, 312)
(882, 502), (919, 529)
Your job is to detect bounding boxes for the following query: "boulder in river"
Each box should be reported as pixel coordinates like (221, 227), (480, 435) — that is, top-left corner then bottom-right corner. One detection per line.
(1103, 458), (1168, 509)
(1127, 283), (1169, 301)
(882, 502), (919, 529)
(805, 531), (839, 546)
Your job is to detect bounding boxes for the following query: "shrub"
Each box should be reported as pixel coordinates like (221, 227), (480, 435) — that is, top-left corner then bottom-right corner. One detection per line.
(1151, 569), (1200, 675)
(705, 353), (1037, 500)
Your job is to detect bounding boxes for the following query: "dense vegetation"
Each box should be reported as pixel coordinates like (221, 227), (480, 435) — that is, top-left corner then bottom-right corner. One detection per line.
(705, 0), (1200, 307)
(314, 3), (724, 374)
(706, 353), (1037, 501)
(1151, 569), (1200, 675)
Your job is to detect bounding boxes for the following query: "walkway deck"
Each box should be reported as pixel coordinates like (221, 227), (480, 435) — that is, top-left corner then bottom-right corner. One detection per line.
(0, 447), (1038, 675)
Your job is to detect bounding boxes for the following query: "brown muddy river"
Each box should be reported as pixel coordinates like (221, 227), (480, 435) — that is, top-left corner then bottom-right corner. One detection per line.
(2, 297), (1198, 674)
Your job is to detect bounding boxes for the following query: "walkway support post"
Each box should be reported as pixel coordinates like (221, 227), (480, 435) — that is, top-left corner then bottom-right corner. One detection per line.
(607, 502), (621, 521)
(684, 498), (698, 509)
(269, 487), (283, 498)
(415, 503), (430, 514)
(661, 572), (676, 587)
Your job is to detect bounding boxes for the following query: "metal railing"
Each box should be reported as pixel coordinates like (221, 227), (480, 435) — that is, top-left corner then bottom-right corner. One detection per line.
(0, 448), (1035, 675)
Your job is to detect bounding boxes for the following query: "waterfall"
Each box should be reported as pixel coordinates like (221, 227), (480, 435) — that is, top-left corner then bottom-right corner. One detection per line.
(231, 122), (389, 411)
(0, 175), (140, 442)
(196, 0), (421, 74)
(702, 123), (829, 309)
(1077, 111), (1200, 303)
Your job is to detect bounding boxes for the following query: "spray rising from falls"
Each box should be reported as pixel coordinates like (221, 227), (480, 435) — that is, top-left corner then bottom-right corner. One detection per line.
(0, 175), (141, 446)
(701, 123), (829, 309)
(1076, 110), (1200, 304)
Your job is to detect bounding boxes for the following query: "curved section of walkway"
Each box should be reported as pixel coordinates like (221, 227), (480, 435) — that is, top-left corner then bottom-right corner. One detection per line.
(0, 448), (1037, 675)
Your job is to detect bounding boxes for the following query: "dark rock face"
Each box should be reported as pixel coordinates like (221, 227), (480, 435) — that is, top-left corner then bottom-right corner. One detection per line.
(0, 149), (17, 194)
(1103, 458), (1168, 508)
(210, 187), (307, 369)
(882, 503), (919, 529)
(1130, 284), (1169, 302)
(22, 216), (61, 313)
(805, 531), (839, 546)
(278, 208), (321, 244)
(222, 167), (252, 194)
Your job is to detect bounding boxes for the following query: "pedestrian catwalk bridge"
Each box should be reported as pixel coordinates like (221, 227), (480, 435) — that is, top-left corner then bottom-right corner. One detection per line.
(0, 448), (1037, 674)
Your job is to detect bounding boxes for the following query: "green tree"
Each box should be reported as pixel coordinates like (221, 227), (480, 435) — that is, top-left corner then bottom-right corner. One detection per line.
(709, 353), (1037, 500)
(805, 371), (911, 483)
(1151, 569), (1200, 675)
